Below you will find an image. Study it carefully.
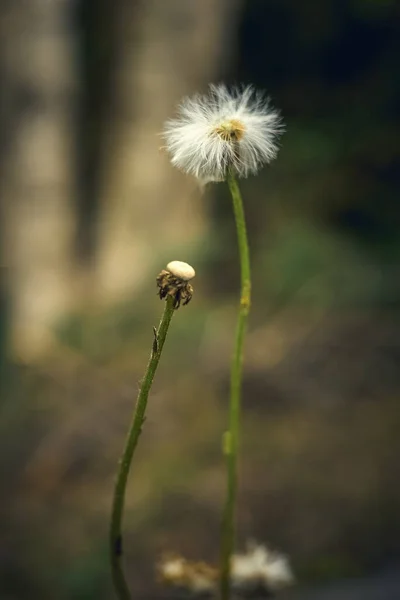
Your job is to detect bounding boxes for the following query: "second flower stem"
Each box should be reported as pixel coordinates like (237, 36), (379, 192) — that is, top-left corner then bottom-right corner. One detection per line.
(110, 295), (175, 600)
(220, 172), (251, 600)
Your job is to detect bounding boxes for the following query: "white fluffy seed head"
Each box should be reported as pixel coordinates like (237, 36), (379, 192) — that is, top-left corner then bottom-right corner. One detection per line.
(231, 542), (294, 593)
(162, 84), (283, 183)
(159, 557), (186, 580)
(166, 261), (195, 281)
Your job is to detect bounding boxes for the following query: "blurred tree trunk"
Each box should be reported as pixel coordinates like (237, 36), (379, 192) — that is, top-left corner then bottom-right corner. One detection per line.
(2, 0), (78, 360)
(2, 0), (243, 359)
(95, 0), (242, 302)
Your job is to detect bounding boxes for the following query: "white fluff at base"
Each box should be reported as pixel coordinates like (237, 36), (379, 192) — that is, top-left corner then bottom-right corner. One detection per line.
(231, 541), (295, 592)
(157, 541), (294, 597)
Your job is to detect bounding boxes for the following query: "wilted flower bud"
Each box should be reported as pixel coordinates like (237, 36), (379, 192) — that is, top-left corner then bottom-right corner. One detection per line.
(156, 260), (195, 309)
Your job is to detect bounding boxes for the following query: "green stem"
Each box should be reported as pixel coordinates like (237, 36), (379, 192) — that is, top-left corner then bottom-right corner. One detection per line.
(110, 295), (176, 599)
(220, 173), (251, 600)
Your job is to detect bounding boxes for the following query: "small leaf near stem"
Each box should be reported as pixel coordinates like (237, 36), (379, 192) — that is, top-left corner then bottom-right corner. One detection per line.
(152, 326), (159, 355)
(220, 171), (251, 600)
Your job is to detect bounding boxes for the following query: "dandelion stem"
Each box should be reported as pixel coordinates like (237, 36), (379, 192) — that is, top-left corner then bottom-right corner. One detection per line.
(220, 172), (251, 600)
(110, 295), (176, 600)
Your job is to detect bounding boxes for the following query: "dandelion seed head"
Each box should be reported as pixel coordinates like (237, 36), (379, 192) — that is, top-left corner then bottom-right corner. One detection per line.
(157, 542), (293, 597)
(158, 555), (186, 581)
(231, 541), (295, 594)
(157, 554), (217, 596)
(163, 84), (283, 183)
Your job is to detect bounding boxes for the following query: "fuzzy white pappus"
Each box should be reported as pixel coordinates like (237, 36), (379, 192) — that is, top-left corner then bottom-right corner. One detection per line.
(162, 84), (283, 184)
(231, 541), (295, 594)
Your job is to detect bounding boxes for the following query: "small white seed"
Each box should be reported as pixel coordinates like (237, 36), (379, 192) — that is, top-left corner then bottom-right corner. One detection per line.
(166, 260), (195, 281)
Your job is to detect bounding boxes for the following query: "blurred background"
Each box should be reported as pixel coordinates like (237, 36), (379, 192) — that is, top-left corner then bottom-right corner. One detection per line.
(1, 0), (400, 598)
